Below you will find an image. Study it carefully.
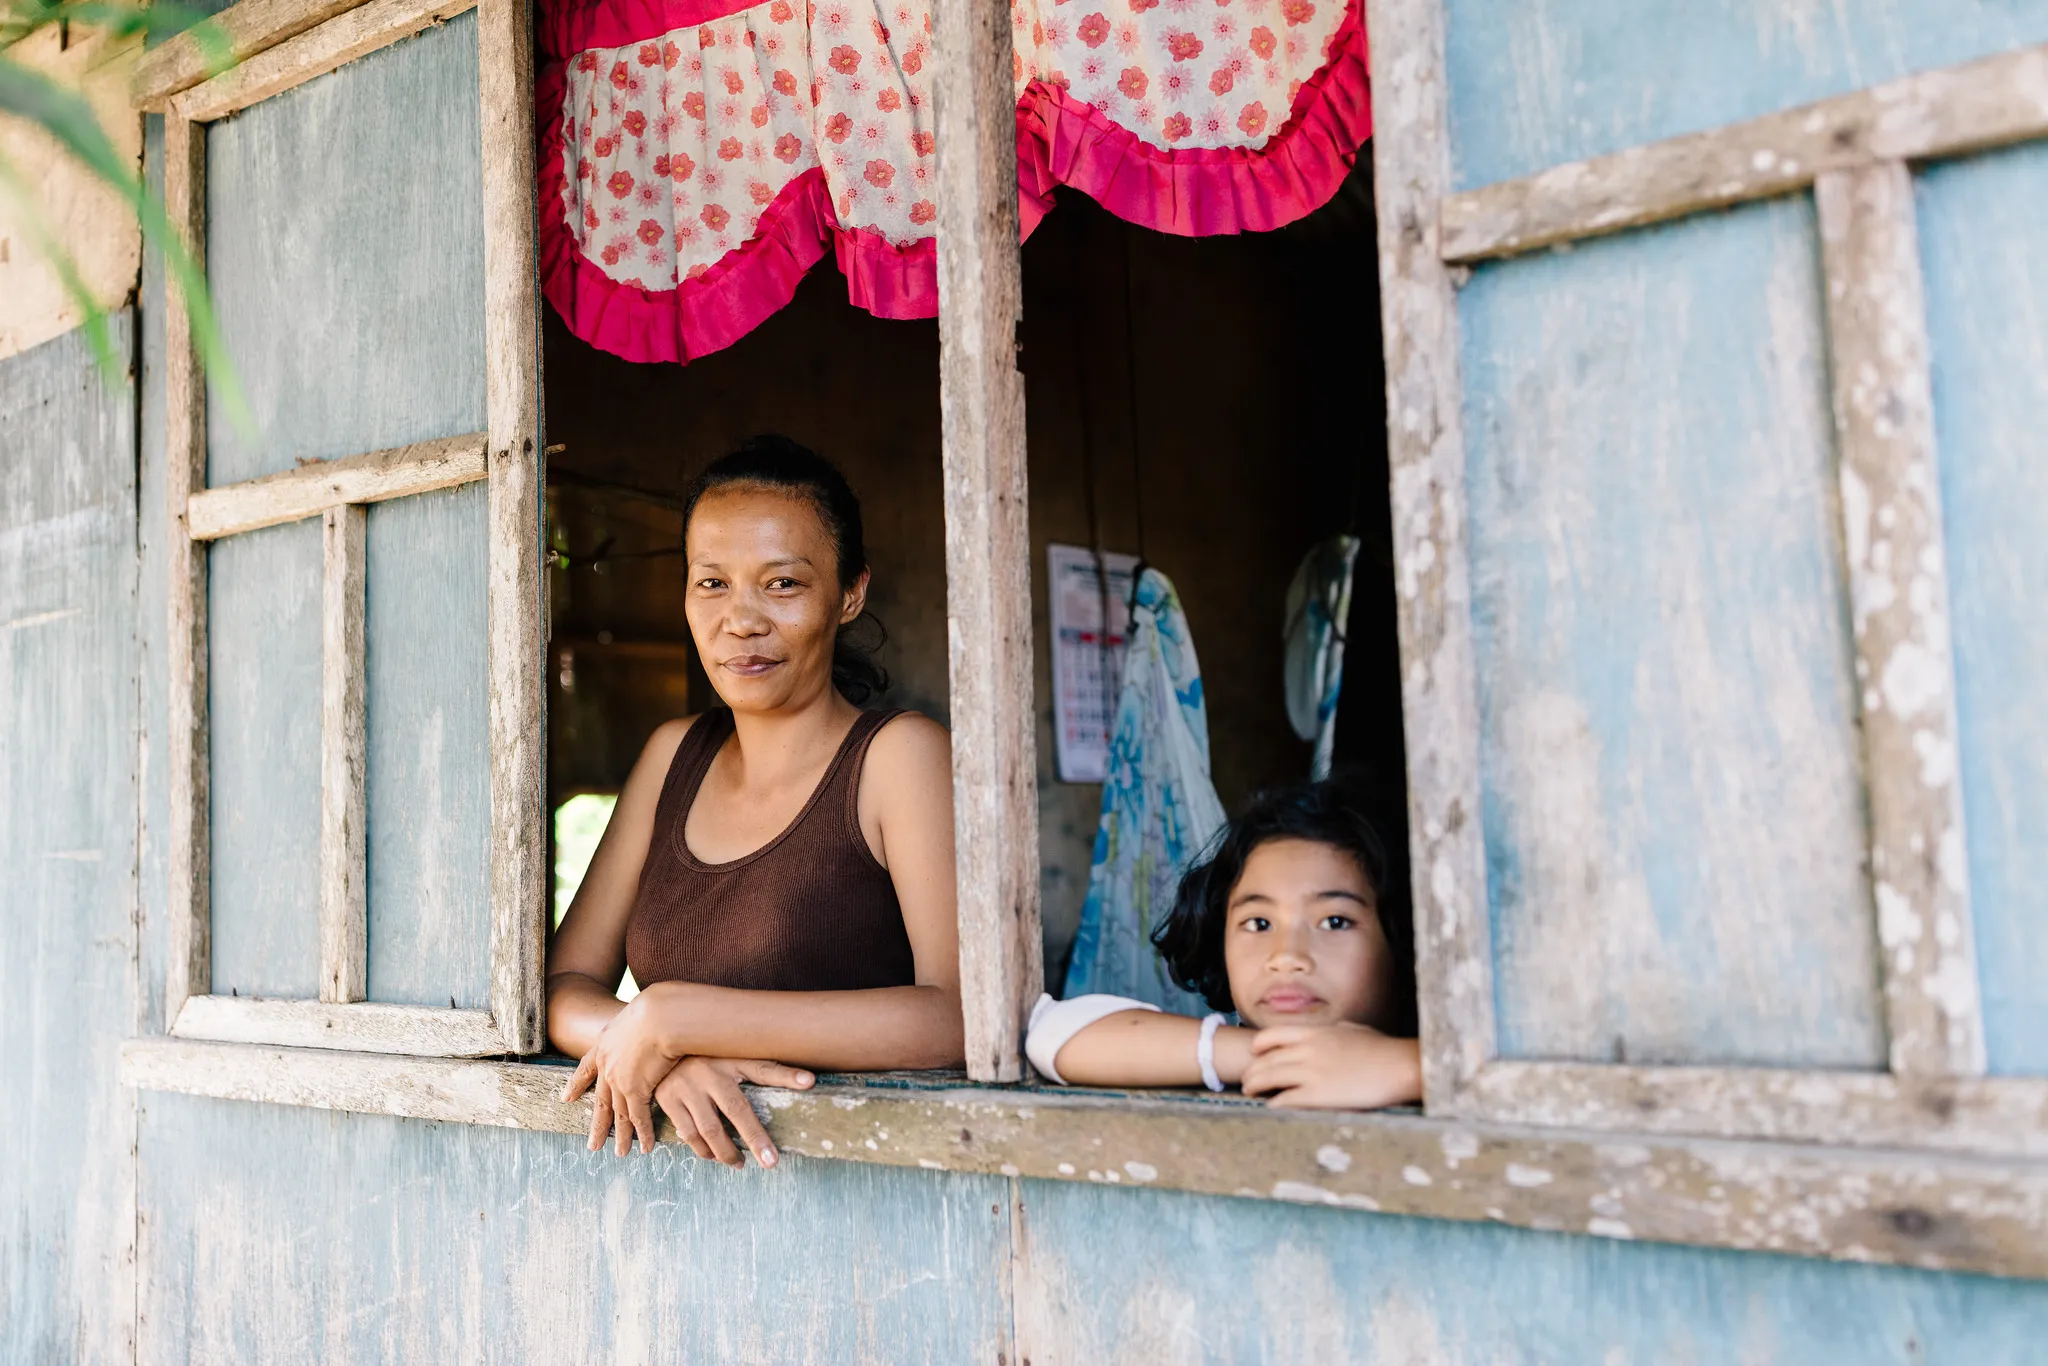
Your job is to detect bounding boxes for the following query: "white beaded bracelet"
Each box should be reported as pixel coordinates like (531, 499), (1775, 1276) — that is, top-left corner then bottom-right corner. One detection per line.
(1196, 1012), (1227, 1092)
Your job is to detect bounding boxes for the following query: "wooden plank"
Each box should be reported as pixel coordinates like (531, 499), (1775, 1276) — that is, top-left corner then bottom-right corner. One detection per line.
(169, 997), (504, 1056)
(1815, 160), (1986, 1080)
(118, 1039), (2048, 1281)
(133, 0), (370, 112)
(1916, 142), (2048, 1075)
(478, 0), (547, 1055)
(318, 505), (368, 1004)
(167, 0), (479, 123)
(1441, 42), (2048, 263)
(1, 313), (142, 1366)
(1448, 1059), (2047, 1160)
(186, 432), (488, 540)
(932, 0), (1040, 1084)
(1460, 200), (1884, 1070)
(164, 113), (211, 1028)
(1365, 0), (1497, 1102)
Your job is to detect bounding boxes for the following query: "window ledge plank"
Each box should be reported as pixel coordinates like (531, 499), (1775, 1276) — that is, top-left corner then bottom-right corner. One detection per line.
(119, 1037), (2048, 1281)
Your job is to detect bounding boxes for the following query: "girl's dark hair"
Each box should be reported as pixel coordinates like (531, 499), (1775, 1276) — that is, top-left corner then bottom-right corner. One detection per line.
(681, 435), (890, 705)
(1152, 774), (1417, 1035)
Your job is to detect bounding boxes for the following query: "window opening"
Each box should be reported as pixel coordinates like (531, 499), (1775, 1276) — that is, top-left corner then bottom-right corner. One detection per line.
(1017, 172), (1412, 1097)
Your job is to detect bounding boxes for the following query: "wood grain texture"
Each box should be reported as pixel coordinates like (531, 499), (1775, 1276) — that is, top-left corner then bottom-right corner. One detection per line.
(1365, 0), (1496, 1102)
(164, 113), (211, 1026)
(364, 486), (493, 1009)
(478, 0), (548, 1054)
(186, 432), (488, 539)
(170, 996), (504, 1055)
(133, 1091), (1012, 1365)
(167, 0), (479, 123)
(200, 16), (486, 482)
(1440, 0), (2048, 191)
(206, 520), (324, 1000)
(1450, 1060), (2047, 1159)
(1011, 1174), (2048, 1365)
(196, 13), (494, 1038)
(120, 1039), (2048, 1280)
(1816, 161), (1984, 1080)
(933, 0), (1041, 1081)
(318, 504), (368, 1004)
(1916, 140), (2048, 1076)
(1460, 201), (1885, 1070)
(1, 317), (141, 1366)
(1441, 42), (2048, 262)
(132, 0), (369, 111)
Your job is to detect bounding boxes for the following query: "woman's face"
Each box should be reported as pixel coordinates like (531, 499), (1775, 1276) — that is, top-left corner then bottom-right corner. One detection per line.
(684, 485), (866, 714)
(1222, 838), (1394, 1030)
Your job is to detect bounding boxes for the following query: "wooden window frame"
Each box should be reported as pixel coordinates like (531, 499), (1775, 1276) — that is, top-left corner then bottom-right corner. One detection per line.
(1372, 3), (2048, 1159)
(152, 0), (546, 1058)
(122, 0), (2048, 1282)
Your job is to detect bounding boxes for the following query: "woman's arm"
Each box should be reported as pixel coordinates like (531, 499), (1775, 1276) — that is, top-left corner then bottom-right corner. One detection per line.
(545, 717), (694, 1057)
(635, 980), (962, 1070)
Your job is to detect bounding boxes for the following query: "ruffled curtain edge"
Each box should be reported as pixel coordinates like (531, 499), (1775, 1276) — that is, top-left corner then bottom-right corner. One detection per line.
(535, 4), (1371, 366)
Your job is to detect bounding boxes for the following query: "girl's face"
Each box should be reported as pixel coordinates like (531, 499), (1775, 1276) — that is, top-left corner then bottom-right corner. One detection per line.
(1222, 838), (1394, 1030)
(684, 486), (866, 714)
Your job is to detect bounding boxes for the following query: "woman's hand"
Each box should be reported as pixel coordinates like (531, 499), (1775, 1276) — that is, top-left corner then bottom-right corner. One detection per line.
(1240, 1023), (1422, 1110)
(562, 986), (690, 1154)
(654, 1057), (816, 1168)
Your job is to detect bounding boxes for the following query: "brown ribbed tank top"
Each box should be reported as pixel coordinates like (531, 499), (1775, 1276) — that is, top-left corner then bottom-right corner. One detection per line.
(624, 708), (916, 992)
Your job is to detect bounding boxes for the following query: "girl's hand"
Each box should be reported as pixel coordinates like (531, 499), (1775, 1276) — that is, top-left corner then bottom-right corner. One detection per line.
(562, 986), (689, 1154)
(654, 1057), (816, 1168)
(1241, 1023), (1422, 1110)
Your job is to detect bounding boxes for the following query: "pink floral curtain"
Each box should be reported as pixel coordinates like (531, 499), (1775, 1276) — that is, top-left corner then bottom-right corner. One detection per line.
(537, 0), (1369, 364)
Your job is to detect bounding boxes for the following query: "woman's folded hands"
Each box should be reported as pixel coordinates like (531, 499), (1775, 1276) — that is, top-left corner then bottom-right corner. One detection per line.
(561, 981), (815, 1167)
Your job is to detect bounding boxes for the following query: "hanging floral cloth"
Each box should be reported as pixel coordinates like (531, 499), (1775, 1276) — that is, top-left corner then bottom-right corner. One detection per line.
(1062, 568), (1228, 1013)
(536, 0), (1370, 363)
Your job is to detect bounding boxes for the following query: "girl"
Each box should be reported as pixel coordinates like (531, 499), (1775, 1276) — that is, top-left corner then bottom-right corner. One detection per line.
(1026, 778), (1421, 1109)
(551, 437), (964, 1168)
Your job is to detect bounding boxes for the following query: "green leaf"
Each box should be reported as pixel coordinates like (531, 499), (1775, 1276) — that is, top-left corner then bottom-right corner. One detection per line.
(0, 50), (251, 433)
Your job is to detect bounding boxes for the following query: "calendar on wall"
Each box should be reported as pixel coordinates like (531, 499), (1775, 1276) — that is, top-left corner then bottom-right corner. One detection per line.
(1047, 543), (1141, 783)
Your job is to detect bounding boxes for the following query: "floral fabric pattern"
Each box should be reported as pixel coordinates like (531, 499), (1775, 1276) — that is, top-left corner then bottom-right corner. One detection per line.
(1009, 0), (1348, 154)
(556, 0), (936, 292)
(538, 0), (1369, 364)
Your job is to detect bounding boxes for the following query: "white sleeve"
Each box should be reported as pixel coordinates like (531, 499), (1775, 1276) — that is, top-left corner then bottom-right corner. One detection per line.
(1025, 993), (1162, 1085)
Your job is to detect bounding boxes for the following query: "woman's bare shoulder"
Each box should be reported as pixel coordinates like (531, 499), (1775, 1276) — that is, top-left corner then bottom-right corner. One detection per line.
(638, 714), (703, 773)
(865, 710), (951, 775)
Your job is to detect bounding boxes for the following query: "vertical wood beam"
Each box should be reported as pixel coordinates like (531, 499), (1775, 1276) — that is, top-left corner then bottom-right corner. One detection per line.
(933, 0), (1041, 1081)
(1815, 160), (1985, 1078)
(319, 504), (369, 1003)
(478, 0), (548, 1053)
(1366, 0), (1498, 1106)
(164, 112), (210, 1029)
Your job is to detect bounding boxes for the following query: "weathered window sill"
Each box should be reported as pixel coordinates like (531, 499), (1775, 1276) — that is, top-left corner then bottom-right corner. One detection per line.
(118, 1036), (2048, 1281)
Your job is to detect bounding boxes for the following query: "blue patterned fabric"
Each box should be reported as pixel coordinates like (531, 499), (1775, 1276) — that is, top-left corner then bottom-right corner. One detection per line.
(1062, 568), (1226, 1013)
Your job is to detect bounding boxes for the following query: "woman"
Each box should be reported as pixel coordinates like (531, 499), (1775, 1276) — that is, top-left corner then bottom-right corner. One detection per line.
(550, 437), (962, 1169)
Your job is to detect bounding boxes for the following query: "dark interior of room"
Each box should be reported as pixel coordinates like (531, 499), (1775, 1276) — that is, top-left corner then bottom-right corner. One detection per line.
(540, 163), (1406, 978)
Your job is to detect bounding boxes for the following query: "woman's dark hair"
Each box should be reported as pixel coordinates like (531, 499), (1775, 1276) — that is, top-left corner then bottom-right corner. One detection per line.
(1152, 774), (1417, 1035)
(681, 435), (890, 705)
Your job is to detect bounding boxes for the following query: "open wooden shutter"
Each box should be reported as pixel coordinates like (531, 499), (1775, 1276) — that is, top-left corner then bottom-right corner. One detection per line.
(1372, 2), (2048, 1155)
(148, 0), (547, 1055)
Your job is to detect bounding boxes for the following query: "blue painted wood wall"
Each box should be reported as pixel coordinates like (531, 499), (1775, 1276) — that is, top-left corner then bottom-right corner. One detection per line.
(10, 2), (2048, 1359)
